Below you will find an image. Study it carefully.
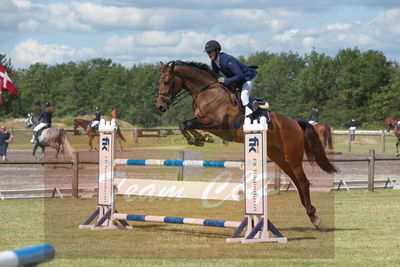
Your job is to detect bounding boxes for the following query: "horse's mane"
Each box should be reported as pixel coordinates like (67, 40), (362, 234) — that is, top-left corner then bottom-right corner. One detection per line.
(167, 60), (218, 79)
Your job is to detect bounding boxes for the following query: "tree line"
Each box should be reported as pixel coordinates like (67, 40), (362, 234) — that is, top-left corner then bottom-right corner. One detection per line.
(1, 48), (399, 128)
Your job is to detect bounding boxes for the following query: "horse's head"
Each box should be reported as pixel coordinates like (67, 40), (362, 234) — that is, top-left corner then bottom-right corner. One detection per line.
(156, 61), (184, 113)
(73, 119), (80, 135)
(25, 112), (35, 128)
(385, 117), (398, 132)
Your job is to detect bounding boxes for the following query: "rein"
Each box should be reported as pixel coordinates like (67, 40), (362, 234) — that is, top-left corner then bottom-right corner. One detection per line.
(159, 71), (218, 107)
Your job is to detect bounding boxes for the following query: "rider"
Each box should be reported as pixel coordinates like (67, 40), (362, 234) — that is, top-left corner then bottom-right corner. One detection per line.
(30, 101), (52, 144)
(204, 40), (259, 117)
(309, 106), (319, 125)
(90, 107), (101, 129)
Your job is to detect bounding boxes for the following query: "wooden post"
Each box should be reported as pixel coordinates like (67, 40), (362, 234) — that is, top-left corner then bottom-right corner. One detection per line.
(274, 164), (281, 193)
(381, 130), (385, 153)
(72, 152), (79, 198)
(368, 149), (375, 192)
(133, 126), (138, 143)
(177, 151), (184, 181)
(347, 130), (352, 152)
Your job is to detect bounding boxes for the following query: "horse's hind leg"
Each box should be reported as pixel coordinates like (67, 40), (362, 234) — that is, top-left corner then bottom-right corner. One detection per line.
(396, 141), (399, 157)
(268, 146), (320, 228)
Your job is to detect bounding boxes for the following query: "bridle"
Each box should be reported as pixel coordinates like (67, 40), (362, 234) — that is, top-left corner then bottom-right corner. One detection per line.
(157, 71), (217, 107)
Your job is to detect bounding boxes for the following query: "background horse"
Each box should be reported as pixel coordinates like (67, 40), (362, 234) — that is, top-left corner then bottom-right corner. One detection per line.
(73, 118), (126, 151)
(25, 114), (73, 160)
(313, 122), (333, 151)
(384, 116), (400, 156)
(156, 60), (338, 228)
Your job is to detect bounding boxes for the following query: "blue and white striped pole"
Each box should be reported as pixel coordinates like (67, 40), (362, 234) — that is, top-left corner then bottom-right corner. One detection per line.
(113, 213), (241, 228)
(113, 159), (243, 168)
(0, 243), (55, 267)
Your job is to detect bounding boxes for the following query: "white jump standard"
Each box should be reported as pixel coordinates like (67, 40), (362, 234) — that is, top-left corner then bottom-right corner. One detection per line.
(80, 118), (287, 243)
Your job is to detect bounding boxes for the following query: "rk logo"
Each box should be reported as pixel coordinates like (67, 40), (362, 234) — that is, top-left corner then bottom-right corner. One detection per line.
(248, 136), (259, 153)
(101, 137), (110, 151)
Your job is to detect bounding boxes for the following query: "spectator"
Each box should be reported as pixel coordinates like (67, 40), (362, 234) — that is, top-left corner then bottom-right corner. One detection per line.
(0, 125), (13, 161)
(349, 118), (358, 141)
(309, 106), (319, 125)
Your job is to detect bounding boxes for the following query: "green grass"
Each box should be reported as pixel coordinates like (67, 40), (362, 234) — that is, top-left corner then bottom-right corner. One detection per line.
(1, 191), (400, 266)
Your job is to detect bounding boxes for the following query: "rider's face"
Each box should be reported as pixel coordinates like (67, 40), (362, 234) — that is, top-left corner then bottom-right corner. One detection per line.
(207, 50), (218, 61)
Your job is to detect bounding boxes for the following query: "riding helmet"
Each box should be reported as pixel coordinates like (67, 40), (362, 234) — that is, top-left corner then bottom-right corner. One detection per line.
(96, 107), (99, 110)
(204, 40), (221, 52)
(43, 101), (51, 107)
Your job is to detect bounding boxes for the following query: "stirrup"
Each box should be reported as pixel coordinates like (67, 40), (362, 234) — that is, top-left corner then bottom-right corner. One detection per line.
(259, 102), (269, 109)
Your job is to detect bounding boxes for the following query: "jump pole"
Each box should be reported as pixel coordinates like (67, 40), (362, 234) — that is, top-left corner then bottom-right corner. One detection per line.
(80, 118), (287, 243)
(0, 243), (55, 267)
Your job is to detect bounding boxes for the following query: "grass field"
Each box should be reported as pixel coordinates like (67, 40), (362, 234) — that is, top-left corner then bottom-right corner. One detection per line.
(1, 191), (399, 266)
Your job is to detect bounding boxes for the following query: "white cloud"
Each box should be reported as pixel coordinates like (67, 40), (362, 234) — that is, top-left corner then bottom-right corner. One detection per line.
(11, 39), (96, 67)
(326, 23), (351, 31)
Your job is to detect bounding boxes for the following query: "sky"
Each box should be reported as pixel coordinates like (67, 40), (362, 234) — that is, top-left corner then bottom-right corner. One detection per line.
(1, 0), (400, 69)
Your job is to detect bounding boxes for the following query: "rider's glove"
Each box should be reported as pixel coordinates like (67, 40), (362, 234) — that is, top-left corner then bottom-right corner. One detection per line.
(218, 77), (225, 83)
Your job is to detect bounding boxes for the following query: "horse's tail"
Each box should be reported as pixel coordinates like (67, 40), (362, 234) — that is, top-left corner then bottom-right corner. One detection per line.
(61, 130), (74, 158)
(297, 120), (338, 173)
(116, 127), (126, 142)
(325, 123), (333, 150)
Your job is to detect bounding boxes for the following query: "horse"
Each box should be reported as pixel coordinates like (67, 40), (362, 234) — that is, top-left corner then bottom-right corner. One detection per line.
(156, 60), (338, 229)
(25, 114), (74, 161)
(73, 118), (126, 151)
(313, 122), (333, 151)
(384, 116), (400, 156)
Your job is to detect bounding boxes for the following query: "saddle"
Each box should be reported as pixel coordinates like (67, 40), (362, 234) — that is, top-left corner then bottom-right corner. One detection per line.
(91, 124), (99, 131)
(37, 125), (51, 137)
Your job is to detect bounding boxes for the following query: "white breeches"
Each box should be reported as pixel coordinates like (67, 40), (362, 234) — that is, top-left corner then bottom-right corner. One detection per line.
(91, 120), (99, 128)
(33, 123), (48, 132)
(240, 79), (254, 106)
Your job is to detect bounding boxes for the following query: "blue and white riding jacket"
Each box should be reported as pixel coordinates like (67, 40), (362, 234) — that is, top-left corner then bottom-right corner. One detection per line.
(211, 52), (257, 88)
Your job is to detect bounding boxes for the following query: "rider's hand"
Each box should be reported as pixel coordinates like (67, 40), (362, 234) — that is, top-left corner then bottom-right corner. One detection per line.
(218, 77), (225, 83)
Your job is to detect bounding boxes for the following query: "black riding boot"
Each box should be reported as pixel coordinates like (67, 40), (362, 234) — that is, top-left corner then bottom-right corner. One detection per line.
(245, 100), (259, 117)
(34, 131), (40, 144)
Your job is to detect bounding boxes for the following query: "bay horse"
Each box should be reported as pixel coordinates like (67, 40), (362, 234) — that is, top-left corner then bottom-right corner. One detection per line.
(73, 118), (126, 151)
(313, 122), (333, 151)
(384, 116), (400, 156)
(156, 61), (338, 228)
(25, 114), (74, 161)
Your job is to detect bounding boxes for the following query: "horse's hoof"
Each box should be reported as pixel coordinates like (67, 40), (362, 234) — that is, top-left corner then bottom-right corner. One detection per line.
(195, 141), (205, 147)
(397, 154), (399, 157)
(204, 134), (214, 143)
(311, 216), (321, 228)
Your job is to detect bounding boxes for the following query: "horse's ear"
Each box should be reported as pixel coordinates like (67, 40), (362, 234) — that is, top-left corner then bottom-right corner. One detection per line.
(160, 61), (165, 70)
(168, 61), (175, 72)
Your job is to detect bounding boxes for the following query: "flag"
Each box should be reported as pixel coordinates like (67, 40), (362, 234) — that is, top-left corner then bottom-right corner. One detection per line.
(0, 64), (19, 105)
(111, 109), (117, 118)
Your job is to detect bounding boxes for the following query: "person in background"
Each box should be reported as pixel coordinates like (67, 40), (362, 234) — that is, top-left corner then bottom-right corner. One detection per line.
(309, 106), (319, 125)
(204, 40), (259, 117)
(91, 107), (101, 129)
(0, 125), (13, 161)
(31, 101), (52, 144)
(349, 118), (358, 141)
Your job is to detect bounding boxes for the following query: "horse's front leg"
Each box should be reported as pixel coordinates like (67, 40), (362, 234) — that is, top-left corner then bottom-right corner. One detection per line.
(88, 136), (93, 151)
(179, 118), (217, 146)
(32, 144), (38, 157)
(179, 120), (197, 145)
(40, 147), (45, 161)
(396, 141), (399, 157)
